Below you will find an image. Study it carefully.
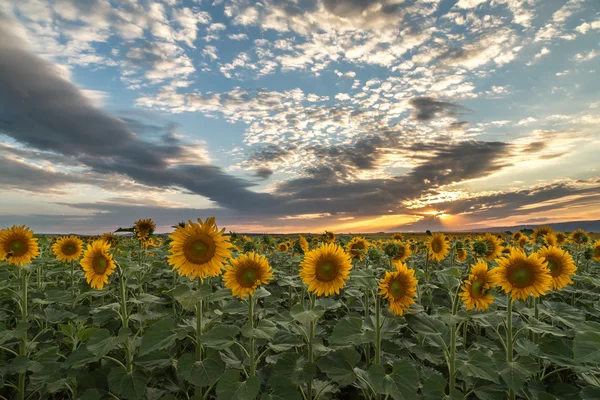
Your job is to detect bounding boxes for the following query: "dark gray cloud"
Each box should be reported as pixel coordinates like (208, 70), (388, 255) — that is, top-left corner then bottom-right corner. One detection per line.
(254, 168), (274, 179)
(249, 144), (295, 164)
(409, 97), (468, 121)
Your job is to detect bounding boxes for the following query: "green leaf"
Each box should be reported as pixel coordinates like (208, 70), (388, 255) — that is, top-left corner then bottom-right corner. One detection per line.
(458, 350), (500, 383)
(79, 389), (102, 400)
(538, 338), (578, 368)
(329, 317), (369, 346)
(539, 302), (585, 328)
(86, 329), (127, 358)
(581, 386), (600, 400)
(0, 322), (29, 345)
(178, 352), (225, 387)
(242, 319), (278, 340)
(269, 331), (304, 352)
(525, 318), (567, 337)
(12, 356), (29, 374)
(367, 361), (419, 400)
(136, 293), (169, 304)
(290, 304), (325, 325)
(271, 353), (316, 385)
(108, 368), (150, 400)
(421, 373), (446, 400)
(499, 357), (538, 392)
(201, 325), (240, 349)
(77, 327), (100, 343)
(216, 369), (261, 400)
(262, 377), (301, 400)
(574, 330), (600, 363)
(63, 347), (97, 369)
(139, 319), (177, 356)
(317, 348), (360, 386)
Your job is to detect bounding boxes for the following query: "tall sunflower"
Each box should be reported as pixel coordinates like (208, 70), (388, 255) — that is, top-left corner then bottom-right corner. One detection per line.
(323, 231), (336, 244)
(391, 233), (404, 241)
(517, 236), (530, 249)
(378, 261), (418, 316)
(346, 237), (370, 261)
(456, 248), (467, 262)
(80, 240), (116, 289)
(0, 225), (40, 266)
(223, 252), (273, 299)
(570, 229), (588, 245)
(52, 235), (84, 263)
(593, 240), (600, 262)
(532, 226), (554, 242)
(298, 235), (309, 253)
(393, 242), (412, 263)
(481, 233), (503, 260)
(537, 246), (577, 290)
(512, 232), (522, 241)
(543, 232), (558, 247)
(459, 260), (495, 311)
(100, 232), (118, 248)
(555, 232), (568, 246)
(134, 218), (156, 239)
(428, 233), (449, 261)
(277, 242), (289, 252)
(299, 243), (352, 296)
(168, 217), (232, 279)
(492, 248), (552, 301)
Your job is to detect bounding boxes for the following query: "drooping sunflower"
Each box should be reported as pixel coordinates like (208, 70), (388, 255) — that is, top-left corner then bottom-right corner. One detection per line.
(299, 243), (352, 296)
(456, 248), (468, 262)
(100, 232), (118, 248)
(555, 232), (568, 246)
(593, 240), (600, 262)
(298, 235), (309, 253)
(492, 248), (552, 301)
(517, 235), (530, 249)
(378, 261), (418, 316)
(277, 242), (289, 252)
(0, 225), (40, 266)
(323, 231), (336, 243)
(393, 242), (412, 263)
(512, 231), (522, 241)
(532, 226), (554, 242)
(391, 233), (404, 241)
(537, 246), (577, 290)
(52, 235), (84, 263)
(134, 218), (156, 239)
(168, 217), (232, 279)
(80, 240), (116, 289)
(223, 252), (273, 299)
(570, 229), (588, 245)
(459, 259), (495, 311)
(346, 237), (370, 261)
(543, 232), (558, 247)
(428, 233), (449, 262)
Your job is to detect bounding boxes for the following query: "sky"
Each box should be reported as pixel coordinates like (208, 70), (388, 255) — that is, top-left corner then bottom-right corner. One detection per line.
(0, 0), (599, 235)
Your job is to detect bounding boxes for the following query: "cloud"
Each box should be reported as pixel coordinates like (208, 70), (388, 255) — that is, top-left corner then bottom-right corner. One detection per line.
(409, 97), (468, 121)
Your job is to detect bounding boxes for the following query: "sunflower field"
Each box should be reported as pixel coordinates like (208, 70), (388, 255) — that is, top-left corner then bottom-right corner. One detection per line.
(1, 220), (600, 400)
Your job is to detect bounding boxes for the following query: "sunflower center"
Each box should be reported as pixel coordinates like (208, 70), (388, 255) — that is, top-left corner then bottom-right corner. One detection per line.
(316, 260), (338, 282)
(471, 279), (485, 295)
(431, 240), (442, 253)
(62, 244), (77, 256)
(395, 247), (406, 259)
(183, 235), (216, 264)
(8, 239), (28, 257)
(390, 279), (405, 299)
(546, 257), (562, 277)
(92, 255), (108, 274)
(509, 265), (534, 288)
(238, 267), (258, 287)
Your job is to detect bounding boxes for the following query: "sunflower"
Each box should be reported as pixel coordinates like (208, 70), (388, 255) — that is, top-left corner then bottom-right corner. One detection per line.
(298, 235), (309, 253)
(299, 243), (352, 296)
(323, 231), (336, 243)
(134, 218), (156, 239)
(517, 236), (530, 249)
(393, 242), (412, 263)
(378, 261), (418, 316)
(52, 235), (84, 263)
(512, 232), (522, 241)
(492, 248), (552, 301)
(346, 237), (370, 261)
(168, 217), (232, 279)
(0, 225), (40, 266)
(80, 240), (116, 289)
(456, 248), (467, 262)
(570, 229), (588, 245)
(480, 233), (503, 260)
(391, 233), (404, 241)
(223, 252), (273, 299)
(543, 232), (558, 247)
(428, 233), (449, 261)
(593, 240), (600, 262)
(100, 232), (118, 248)
(532, 226), (554, 242)
(459, 260), (495, 311)
(555, 232), (568, 246)
(277, 242), (289, 252)
(537, 246), (577, 290)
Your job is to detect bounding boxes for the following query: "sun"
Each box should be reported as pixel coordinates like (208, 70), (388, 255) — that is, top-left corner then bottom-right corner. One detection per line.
(80, 240), (116, 290)
(378, 261), (418, 316)
(0, 225), (40, 266)
(299, 243), (352, 296)
(492, 248), (552, 301)
(168, 217), (232, 279)
(223, 252), (273, 299)
(536, 246), (577, 290)
(459, 260), (495, 311)
(52, 235), (84, 263)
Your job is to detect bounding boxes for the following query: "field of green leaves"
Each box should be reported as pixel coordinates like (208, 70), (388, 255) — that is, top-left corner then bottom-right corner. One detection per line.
(1, 220), (600, 400)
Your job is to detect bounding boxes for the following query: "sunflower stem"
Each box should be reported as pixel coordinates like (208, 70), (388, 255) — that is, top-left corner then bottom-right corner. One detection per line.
(374, 292), (382, 366)
(448, 280), (460, 396)
(117, 264), (133, 373)
(195, 277), (204, 397)
(70, 260), (75, 299)
(506, 295), (515, 400)
(17, 268), (29, 400)
(248, 295), (256, 376)
(364, 289), (371, 368)
(307, 293), (316, 400)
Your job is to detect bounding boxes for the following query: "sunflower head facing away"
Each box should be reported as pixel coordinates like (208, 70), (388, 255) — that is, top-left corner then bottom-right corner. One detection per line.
(460, 260), (495, 311)
(428, 233), (449, 261)
(223, 252), (273, 299)
(570, 229), (588, 245)
(298, 235), (309, 253)
(323, 231), (336, 244)
(100, 232), (118, 248)
(299, 243), (352, 296)
(134, 218), (156, 239)
(80, 240), (116, 290)
(393, 242), (412, 263)
(512, 231), (522, 241)
(456, 248), (468, 262)
(532, 226), (554, 242)
(537, 246), (577, 290)
(0, 225), (40, 266)
(592, 240), (600, 262)
(52, 235), (84, 263)
(346, 237), (370, 261)
(168, 217), (232, 279)
(378, 261), (418, 316)
(492, 248), (552, 301)
(481, 233), (504, 260)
